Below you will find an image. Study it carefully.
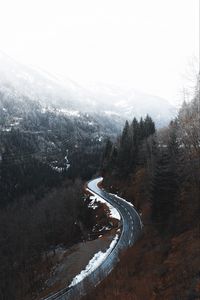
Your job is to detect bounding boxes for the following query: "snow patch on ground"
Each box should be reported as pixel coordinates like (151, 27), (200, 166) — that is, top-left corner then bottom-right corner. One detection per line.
(89, 195), (121, 220)
(41, 107), (80, 117)
(104, 110), (120, 116)
(69, 234), (119, 287)
(59, 109), (80, 117)
(88, 197), (98, 210)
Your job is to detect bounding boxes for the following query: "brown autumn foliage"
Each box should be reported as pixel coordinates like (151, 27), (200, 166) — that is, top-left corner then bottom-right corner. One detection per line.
(84, 87), (200, 298)
(83, 166), (200, 300)
(84, 226), (200, 300)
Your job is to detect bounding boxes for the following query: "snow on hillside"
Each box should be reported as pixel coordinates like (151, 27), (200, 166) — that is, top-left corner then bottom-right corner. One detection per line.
(0, 51), (177, 127)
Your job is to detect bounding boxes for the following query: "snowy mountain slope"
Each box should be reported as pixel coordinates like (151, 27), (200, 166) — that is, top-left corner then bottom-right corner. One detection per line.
(0, 51), (89, 110)
(0, 51), (177, 127)
(84, 82), (177, 126)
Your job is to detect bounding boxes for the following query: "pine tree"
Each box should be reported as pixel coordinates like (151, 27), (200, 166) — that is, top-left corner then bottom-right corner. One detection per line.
(139, 117), (145, 140)
(129, 118), (139, 169)
(117, 120), (132, 174)
(102, 138), (114, 172)
(151, 143), (178, 232)
(103, 115), (156, 177)
(144, 115), (156, 137)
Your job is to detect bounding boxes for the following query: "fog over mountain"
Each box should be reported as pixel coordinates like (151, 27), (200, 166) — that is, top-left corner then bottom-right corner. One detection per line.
(0, 51), (177, 127)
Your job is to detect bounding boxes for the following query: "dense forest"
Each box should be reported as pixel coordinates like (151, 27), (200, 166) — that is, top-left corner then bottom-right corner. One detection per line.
(102, 89), (199, 234)
(0, 71), (199, 299)
(0, 103), (114, 298)
(85, 81), (200, 299)
(0, 180), (91, 299)
(0, 1), (198, 299)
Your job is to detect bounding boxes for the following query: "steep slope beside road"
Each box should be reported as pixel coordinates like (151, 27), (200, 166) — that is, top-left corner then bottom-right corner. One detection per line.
(42, 177), (142, 300)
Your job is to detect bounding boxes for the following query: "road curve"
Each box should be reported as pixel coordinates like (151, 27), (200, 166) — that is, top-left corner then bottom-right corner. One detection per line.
(87, 177), (142, 248)
(42, 177), (142, 300)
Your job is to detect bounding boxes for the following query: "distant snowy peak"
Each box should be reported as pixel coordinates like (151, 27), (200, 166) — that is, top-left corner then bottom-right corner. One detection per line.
(0, 51), (177, 127)
(85, 82), (177, 126)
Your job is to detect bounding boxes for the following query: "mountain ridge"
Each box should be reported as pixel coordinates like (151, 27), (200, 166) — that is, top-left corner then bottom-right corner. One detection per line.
(0, 51), (177, 127)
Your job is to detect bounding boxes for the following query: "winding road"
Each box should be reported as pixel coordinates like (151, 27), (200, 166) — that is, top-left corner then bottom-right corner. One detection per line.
(42, 177), (142, 300)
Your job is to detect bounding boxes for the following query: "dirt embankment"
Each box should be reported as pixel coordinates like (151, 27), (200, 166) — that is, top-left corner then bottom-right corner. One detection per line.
(36, 231), (116, 300)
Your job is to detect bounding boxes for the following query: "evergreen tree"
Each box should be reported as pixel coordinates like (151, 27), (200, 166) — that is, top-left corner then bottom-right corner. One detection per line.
(144, 115), (156, 137)
(102, 138), (113, 172)
(130, 118), (140, 168)
(102, 138), (113, 162)
(102, 115), (156, 176)
(139, 117), (145, 140)
(117, 120), (131, 173)
(121, 120), (130, 147)
(151, 143), (178, 232)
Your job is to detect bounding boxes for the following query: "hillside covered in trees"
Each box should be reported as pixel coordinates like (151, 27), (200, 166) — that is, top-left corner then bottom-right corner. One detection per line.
(0, 1), (198, 299)
(85, 82), (200, 299)
(0, 88), (120, 298)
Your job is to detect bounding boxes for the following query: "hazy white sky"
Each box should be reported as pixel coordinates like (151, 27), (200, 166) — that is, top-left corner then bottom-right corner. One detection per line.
(0, 0), (199, 104)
